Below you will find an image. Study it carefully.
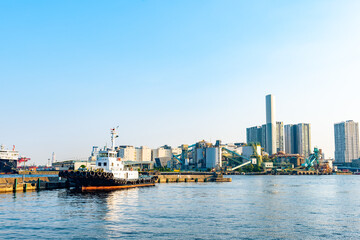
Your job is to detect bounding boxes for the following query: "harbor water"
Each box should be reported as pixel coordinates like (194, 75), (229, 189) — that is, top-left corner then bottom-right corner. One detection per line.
(0, 175), (360, 239)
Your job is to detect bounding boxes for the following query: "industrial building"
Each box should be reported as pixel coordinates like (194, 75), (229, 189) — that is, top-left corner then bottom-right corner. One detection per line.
(152, 145), (181, 162)
(152, 145), (182, 169)
(271, 151), (304, 168)
(334, 120), (359, 163)
(190, 141), (222, 170)
(53, 159), (93, 171)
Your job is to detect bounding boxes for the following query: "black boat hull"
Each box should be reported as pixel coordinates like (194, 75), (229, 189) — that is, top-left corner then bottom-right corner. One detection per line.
(59, 170), (156, 188)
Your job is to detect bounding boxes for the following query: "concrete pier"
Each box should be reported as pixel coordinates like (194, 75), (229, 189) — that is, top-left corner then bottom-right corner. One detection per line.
(0, 176), (66, 193)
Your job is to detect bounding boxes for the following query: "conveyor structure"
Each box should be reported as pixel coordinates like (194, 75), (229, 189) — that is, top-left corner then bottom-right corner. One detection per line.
(221, 147), (253, 171)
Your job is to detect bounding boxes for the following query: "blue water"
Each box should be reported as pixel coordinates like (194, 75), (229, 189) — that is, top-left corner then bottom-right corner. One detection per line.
(0, 175), (360, 239)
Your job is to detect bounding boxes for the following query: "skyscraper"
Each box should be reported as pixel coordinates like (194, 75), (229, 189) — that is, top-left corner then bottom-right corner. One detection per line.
(261, 124), (267, 151)
(276, 122), (284, 152)
(334, 120), (359, 163)
(266, 94), (276, 154)
(297, 123), (311, 158)
(284, 124), (296, 154)
(284, 123), (311, 157)
(246, 126), (262, 145)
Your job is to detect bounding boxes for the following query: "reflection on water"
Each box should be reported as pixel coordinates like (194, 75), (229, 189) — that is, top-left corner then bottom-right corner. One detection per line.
(0, 176), (360, 239)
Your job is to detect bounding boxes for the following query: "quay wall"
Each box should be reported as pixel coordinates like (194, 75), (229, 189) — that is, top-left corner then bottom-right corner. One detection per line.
(0, 176), (65, 193)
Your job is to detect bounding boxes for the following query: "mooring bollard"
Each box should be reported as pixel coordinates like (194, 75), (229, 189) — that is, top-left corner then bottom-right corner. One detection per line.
(166, 178), (169, 183)
(37, 178), (41, 190)
(204, 178), (207, 182)
(185, 178), (188, 183)
(13, 179), (18, 192)
(195, 178), (198, 183)
(23, 183), (27, 192)
(176, 178), (179, 183)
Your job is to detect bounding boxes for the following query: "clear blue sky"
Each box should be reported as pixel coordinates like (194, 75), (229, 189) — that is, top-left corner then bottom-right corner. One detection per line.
(1, 1), (360, 164)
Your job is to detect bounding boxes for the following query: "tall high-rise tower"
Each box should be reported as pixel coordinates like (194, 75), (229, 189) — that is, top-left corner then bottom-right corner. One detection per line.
(334, 120), (359, 163)
(284, 123), (311, 157)
(276, 121), (284, 152)
(297, 123), (311, 158)
(266, 94), (276, 154)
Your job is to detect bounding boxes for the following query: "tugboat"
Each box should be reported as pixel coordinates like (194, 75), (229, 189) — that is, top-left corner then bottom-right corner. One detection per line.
(59, 128), (156, 191)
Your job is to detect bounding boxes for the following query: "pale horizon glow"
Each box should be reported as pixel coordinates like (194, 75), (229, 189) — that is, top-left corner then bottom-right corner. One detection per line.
(1, 1), (360, 164)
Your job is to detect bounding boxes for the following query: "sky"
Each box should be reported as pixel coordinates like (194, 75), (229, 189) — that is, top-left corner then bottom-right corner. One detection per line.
(1, 0), (360, 164)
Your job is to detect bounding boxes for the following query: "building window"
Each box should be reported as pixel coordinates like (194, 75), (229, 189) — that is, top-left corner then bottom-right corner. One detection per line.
(98, 162), (101, 166)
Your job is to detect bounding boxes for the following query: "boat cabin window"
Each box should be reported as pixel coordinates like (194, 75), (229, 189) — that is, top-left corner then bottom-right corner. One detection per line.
(104, 162), (107, 166)
(99, 153), (108, 157)
(98, 162), (101, 166)
(109, 153), (116, 158)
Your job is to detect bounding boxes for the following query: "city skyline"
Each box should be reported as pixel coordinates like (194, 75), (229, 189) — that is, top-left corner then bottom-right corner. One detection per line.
(1, 1), (360, 164)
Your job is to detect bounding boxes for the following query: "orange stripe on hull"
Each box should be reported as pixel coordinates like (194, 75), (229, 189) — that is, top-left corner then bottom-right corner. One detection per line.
(81, 183), (155, 191)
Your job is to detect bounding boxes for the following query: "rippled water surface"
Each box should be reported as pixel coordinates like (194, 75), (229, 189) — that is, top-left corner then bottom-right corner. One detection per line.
(1, 175), (360, 239)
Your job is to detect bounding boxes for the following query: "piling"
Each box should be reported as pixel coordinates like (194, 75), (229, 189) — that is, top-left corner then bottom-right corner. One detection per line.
(37, 178), (41, 190)
(13, 179), (17, 192)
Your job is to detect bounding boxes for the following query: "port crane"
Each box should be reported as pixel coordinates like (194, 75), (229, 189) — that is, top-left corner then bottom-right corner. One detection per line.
(18, 157), (30, 164)
(301, 148), (320, 170)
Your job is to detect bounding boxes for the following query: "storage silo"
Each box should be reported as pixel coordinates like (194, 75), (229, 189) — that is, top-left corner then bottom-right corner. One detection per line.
(205, 147), (222, 169)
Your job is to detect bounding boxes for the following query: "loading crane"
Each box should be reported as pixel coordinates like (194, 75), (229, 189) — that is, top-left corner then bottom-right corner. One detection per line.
(301, 147), (320, 170)
(18, 157), (30, 164)
(222, 147), (253, 171)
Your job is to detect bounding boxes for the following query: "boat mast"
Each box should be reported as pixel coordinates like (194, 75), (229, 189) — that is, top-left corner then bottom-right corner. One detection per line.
(110, 128), (118, 150)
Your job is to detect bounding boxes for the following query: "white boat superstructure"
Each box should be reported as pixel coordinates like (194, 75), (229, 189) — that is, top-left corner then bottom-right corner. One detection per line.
(0, 145), (19, 160)
(95, 128), (139, 180)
